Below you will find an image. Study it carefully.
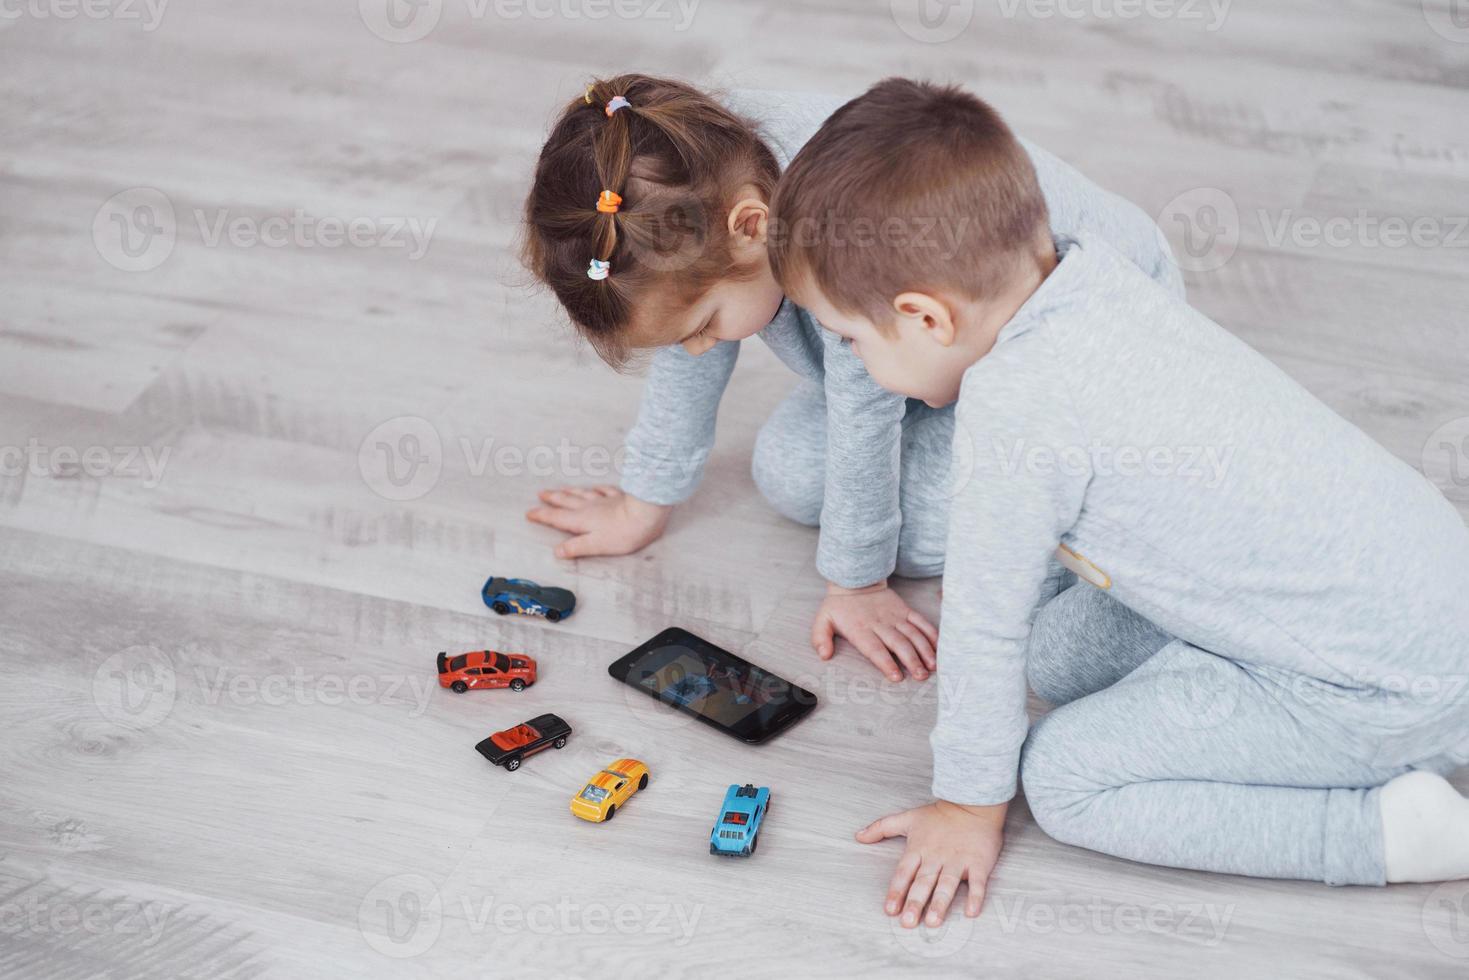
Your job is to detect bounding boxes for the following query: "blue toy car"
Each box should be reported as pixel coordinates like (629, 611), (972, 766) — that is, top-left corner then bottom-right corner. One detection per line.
(709, 784), (770, 857)
(481, 576), (576, 622)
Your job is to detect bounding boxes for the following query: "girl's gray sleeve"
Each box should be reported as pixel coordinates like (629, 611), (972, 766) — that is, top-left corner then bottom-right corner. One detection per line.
(619, 341), (739, 505)
(817, 332), (908, 587)
(932, 337), (1090, 806)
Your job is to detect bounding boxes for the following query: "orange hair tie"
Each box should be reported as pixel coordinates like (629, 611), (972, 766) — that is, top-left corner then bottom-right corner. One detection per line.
(596, 190), (622, 214)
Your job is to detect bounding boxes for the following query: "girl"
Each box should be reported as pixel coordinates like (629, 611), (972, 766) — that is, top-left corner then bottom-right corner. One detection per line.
(520, 74), (1182, 680)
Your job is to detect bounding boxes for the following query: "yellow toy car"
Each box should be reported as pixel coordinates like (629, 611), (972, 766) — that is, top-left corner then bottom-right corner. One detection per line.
(570, 758), (649, 822)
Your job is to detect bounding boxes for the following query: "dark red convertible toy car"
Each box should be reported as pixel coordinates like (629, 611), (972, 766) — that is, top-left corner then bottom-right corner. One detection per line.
(475, 713), (572, 772)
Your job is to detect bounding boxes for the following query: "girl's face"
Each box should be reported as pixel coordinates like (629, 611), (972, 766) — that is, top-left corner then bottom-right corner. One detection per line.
(628, 188), (785, 356)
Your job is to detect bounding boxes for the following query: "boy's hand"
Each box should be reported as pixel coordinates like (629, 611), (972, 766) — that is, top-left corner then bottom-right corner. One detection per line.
(526, 486), (671, 559)
(812, 581), (938, 682)
(857, 800), (1007, 927)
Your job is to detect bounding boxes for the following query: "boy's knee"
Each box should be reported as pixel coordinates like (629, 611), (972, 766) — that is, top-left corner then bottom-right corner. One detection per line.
(1019, 714), (1098, 845)
(752, 423), (822, 526)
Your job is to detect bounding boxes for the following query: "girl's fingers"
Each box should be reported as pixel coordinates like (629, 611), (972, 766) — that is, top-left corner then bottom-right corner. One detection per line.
(901, 863), (941, 928)
(563, 487), (602, 501)
(906, 608), (939, 646)
(851, 631), (902, 683)
(592, 485), (621, 496)
(526, 507), (591, 534)
(894, 621), (937, 672)
(874, 625), (926, 680)
(884, 851), (922, 917)
(555, 531), (614, 560)
(925, 869), (964, 926)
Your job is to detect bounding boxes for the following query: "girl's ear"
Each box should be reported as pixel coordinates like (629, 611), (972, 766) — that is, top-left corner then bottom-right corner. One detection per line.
(893, 292), (957, 348)
(727, 194), (770, 244)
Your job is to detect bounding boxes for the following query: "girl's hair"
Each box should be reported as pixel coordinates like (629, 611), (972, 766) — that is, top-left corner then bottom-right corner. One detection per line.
(521, 74), (780, 367)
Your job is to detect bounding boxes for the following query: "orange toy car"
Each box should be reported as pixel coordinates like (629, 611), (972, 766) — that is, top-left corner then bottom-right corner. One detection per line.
(437, 650), (537, 693)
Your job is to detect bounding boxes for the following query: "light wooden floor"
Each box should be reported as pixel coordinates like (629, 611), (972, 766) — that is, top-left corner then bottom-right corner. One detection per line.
(3, 1), (1469, 976)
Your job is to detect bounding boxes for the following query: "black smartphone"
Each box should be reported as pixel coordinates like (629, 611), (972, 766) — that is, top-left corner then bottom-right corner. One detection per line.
(608, 627), (817, 743)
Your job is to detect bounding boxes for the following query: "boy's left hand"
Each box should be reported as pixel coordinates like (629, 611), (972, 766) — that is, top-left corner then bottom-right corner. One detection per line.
(856, 800), (1008, 927)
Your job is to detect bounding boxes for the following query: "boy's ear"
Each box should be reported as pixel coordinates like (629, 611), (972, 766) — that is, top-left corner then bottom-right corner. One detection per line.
(727, 196), (769, 245)
(893, 292), (957, 347)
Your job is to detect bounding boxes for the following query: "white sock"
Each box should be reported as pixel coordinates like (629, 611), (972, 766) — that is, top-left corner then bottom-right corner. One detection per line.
(1381, 770), (1469, 883)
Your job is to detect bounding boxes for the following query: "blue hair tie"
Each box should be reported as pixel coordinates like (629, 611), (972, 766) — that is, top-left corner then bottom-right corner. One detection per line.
(605, 96), (631, 117)
(587, 258), (611, 281)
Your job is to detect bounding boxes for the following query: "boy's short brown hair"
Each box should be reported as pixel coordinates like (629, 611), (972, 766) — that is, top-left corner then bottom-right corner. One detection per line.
(769, 78), (1050, 321)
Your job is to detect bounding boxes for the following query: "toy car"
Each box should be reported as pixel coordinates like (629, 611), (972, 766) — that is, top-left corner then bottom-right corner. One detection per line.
(569, 758), (649, 823)
(481, 576), (576, 622)
(475, 713), (571, 772)
(437, 650), (537, 693)
(709, 783), (771, 857)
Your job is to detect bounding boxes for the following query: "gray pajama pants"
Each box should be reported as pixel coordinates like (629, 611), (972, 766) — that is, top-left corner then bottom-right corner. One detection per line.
(1021, 583), (1468, 886)
(751, 381), (953, 579)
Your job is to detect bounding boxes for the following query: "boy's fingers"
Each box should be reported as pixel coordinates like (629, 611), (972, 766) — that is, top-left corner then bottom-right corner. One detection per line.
(850, 630), (902, 683)
(526, 507), (590, 535)
(592, 485), (621, 496)
(810, 614), (836, 660)
(894, 621), (937, 672)
(884, 851), (922, 916)
(907, 609), (939, 646)
(875, 625), (926, 680)
(925, 870), (964, 926)
(856, 811), (910, 843)
(538, 489), (589, 509)
(555, 532), (613, 559)
(964, 873), (988, 917)
(902, 865), (940, 928)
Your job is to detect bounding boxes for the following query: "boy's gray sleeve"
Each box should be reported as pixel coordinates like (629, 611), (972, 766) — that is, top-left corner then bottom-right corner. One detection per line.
(816, 332), (908, 587)
(1022, 138), (1186, 300)
(619, 341), (739, 505)
(932, 339), (1089, 806)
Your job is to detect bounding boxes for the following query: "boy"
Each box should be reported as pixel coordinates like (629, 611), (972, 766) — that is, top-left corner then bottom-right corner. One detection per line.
(769, 78), (1469, 927)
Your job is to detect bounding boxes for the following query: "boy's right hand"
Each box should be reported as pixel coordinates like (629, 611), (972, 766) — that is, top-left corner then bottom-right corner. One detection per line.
(812, 581), (939, 682)
(526, 486), (671, 560)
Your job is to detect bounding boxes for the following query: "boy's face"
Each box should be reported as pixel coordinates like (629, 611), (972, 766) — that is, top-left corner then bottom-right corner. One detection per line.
(793, 285), (976, 409)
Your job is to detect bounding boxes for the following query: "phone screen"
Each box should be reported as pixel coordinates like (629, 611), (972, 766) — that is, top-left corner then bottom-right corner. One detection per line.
(608, 628), (816, 743)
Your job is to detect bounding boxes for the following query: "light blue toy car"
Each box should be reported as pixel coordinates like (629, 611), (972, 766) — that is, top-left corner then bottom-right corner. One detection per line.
(709, 783), (771, 857)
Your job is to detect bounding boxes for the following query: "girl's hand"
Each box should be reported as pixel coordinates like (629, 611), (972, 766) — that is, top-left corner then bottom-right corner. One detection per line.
(811, 581), (939, 682)
(526, 486), (672, 559)
(857, 800), (1007, 927)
